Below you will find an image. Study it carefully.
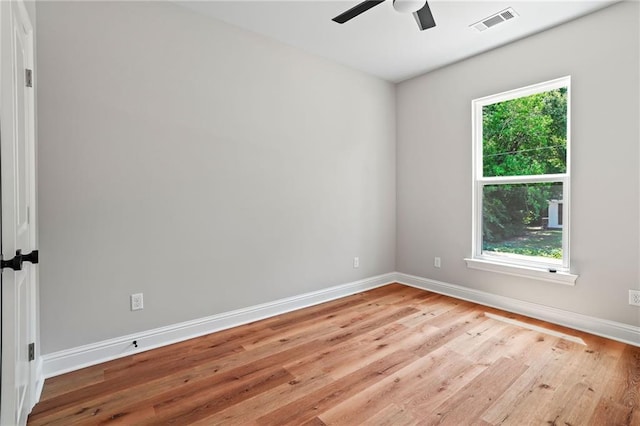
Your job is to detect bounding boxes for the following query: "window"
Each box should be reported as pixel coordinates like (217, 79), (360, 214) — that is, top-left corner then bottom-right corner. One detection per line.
(467, 76), (577, 284)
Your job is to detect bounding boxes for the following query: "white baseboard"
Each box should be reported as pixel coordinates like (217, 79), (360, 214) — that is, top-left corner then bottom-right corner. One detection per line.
(41, 273), (396, 379)
(40, 270), (639, 385)
(395, 272), (640, 347)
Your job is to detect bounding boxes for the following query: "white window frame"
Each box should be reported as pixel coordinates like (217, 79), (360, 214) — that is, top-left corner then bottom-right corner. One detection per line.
(466, 76), (577, 285)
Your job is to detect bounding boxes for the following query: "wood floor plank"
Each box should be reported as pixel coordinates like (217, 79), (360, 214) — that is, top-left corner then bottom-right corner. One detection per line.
(364, 403), (418, 426)
(32, 329), (330, 424)
(422, 356), (529, 425)
(443, 315), (512, 358)
(196, 315), (441, 424)
(478, 336), (564, 424)
(318, 347), (465, 425)
(614, 345), (640, 411)
(88, 335), (344, 425)
(284, 322), (415, 379)
(190, 365), (335, 425)
(529, 337), (625, 425)
(37, 366), (105, 403)
(488, 337), (616, 426)
(29, 283), (640, 425)
(590, 398), (638, 426)
(255, 349), (419, 425)
(589, 344), (640, 426)
(558, 341), (626, 426)
(147, 368), (294, 425)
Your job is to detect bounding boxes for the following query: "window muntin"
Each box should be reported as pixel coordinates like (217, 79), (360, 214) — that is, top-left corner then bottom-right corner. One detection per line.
(472, 77), (570, 271)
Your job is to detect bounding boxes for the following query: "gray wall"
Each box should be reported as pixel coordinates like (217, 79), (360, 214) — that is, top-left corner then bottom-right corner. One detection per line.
(36, 1), (396, 353)
(397, 1), (640, 327)
(37, 0), (639, 355)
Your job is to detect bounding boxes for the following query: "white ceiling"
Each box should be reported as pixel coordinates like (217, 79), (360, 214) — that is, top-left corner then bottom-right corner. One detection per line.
(178, 0), (617, 82)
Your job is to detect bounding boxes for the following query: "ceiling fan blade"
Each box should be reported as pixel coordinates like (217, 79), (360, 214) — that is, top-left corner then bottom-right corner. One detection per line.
(332, 0), (386, 24)
(413, 1), (436, 30)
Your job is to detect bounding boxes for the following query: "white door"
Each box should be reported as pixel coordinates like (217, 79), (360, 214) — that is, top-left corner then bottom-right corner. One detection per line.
(0, 0), (37, 424)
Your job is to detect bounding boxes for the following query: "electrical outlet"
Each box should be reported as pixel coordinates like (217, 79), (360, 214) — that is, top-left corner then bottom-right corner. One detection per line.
(130, 293), (144, 311)
(629, 290), (640, 307)
(353, 257), (360, 268)
(434, 257), (441, 268)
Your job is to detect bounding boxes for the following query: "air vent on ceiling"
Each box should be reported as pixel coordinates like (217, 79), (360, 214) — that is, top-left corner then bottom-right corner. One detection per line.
(470, 8), (519, 32)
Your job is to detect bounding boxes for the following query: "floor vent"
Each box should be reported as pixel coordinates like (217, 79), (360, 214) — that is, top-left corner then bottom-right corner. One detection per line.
(471, 7), (519, 32)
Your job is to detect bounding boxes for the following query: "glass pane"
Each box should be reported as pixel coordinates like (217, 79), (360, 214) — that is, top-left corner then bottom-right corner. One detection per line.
(482, 183), (563, 262)
(483, 88), (567, 177)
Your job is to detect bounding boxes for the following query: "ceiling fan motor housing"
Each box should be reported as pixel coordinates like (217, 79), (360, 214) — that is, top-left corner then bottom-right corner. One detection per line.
(332, 0), (435, 31)
(393, 0), (427, 14)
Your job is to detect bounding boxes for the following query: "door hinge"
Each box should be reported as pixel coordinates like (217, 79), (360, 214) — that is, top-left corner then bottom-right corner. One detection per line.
(28, 342), (35, 361)
(25, 69), (33, 88)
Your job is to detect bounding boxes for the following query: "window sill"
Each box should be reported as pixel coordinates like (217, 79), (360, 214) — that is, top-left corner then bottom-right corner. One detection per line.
(464, 258), (578, 286)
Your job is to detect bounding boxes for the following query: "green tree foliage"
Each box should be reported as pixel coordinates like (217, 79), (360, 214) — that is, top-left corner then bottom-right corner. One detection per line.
(482, 88), (567, 244)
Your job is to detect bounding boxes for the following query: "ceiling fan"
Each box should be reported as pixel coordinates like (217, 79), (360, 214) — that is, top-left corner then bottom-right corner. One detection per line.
(332, 0), (436, 31)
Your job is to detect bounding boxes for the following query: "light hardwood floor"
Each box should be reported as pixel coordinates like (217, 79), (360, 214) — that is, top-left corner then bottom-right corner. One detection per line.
(29, 284), (639, 425)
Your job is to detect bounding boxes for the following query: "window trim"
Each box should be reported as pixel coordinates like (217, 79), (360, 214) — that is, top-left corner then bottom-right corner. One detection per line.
(470, 76), (575, 283)
(464, 258), (578, 285)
